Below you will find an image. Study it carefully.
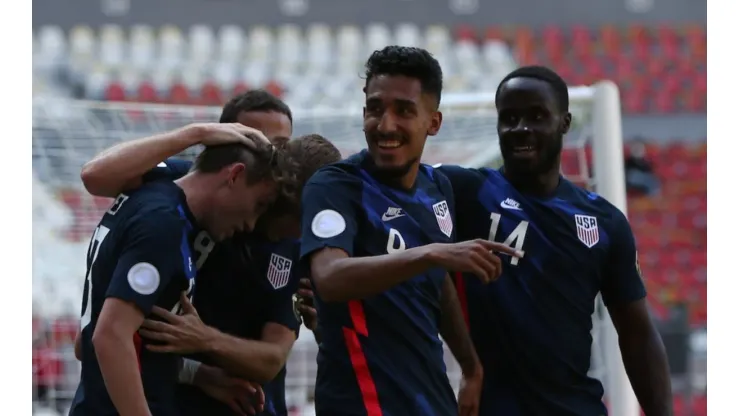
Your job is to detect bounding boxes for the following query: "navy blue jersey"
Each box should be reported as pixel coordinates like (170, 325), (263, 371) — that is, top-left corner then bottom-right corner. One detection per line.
(299, 150), (458, 416)
(176, 238), (302, 416)
(438, 165), (647, 416)
(70, 181), (197, 416)
(144, 159), (302, 416)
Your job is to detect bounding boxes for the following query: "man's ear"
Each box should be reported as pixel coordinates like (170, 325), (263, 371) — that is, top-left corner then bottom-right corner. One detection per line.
(561, 113), (572, 135)
(226, 163), (246, 186)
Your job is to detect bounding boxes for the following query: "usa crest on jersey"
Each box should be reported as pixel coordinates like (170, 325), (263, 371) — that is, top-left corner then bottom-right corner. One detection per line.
(574, 214), (599, 248)
(432, 200), (453, 238)
(267, 253), (292, 289)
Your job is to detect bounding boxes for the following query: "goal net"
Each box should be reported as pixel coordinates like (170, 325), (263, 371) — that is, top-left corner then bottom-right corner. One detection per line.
(31, 82), (637, 416)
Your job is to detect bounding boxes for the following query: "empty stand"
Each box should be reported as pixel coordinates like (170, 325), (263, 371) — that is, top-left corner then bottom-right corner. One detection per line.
(33, 24), (706, 114)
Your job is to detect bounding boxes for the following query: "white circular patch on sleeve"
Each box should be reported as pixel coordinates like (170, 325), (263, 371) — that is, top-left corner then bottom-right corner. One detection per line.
(311, 209), (346, 239)
(127, 262), (161, 295)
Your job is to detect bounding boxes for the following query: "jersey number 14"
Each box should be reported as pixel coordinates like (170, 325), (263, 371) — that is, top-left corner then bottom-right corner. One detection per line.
(489, 213), (528, 266)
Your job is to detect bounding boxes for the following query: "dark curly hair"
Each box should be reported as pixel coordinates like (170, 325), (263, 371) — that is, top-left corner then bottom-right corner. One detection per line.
(364, 45), (444, 107)
(271, 134), (342, 215)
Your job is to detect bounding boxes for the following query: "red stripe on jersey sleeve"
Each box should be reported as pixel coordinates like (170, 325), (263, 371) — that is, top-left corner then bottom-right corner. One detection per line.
(454, 272), (470, 329)
(342, 327), (382, 416)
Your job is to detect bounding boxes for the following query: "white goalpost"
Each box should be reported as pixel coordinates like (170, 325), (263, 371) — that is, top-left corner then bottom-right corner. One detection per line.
(31, 81), (638, 415)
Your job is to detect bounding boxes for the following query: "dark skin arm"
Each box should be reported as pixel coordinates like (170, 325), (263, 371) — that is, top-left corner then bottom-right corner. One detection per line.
(439, 275), (483, 416)
(296, 278), (321, 343)
(311, 240), (516, 302)
(608, 298), (673, 416)
(310, 247), (437, 302)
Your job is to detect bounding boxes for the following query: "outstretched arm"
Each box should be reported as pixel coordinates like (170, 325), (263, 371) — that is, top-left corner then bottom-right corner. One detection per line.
(80, 123), (269, 197)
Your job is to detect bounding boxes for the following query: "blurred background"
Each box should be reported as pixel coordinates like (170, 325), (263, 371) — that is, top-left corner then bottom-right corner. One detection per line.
(32, 0), (706, 415)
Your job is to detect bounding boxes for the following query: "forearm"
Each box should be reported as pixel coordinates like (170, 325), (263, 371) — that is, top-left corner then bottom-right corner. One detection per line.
(80, 124), (203, 197)
(620, 327), (672, 416)
(439, 277), (482, 378)
(94, 334), (151, 416)
(313, 245), (437, 302)
(312, 326), (322, 344)
(204, 329), (286, 383)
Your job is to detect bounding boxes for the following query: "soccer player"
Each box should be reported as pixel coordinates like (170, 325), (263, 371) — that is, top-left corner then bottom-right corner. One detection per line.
(437, 66), (673, 415)
(79, 92), (336, 415)
(70, 138), (282, 416)
(133, 134), (341, 416)
(300, 46), (520, 416)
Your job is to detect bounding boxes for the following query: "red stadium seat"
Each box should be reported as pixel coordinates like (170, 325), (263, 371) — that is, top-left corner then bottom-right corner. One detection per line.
(168, 82), (191, 105)
(455, 25), (478, 43)
(200, 81), (223, 106)
(103, 82), (126, 101)
(484, 26), (505, 42)
(232, 81), (250, 96)
(599, 24), (621, 55)
(136, 81), (159, 103)
(264, 80), (284, 98)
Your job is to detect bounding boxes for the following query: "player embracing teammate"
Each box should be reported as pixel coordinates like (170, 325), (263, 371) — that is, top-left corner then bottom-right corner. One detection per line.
(70, 48), (673, 416)
(72, 90), (337, 416)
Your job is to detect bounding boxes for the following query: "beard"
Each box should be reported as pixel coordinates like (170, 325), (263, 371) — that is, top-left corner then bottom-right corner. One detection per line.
(501, 134), (563, 176)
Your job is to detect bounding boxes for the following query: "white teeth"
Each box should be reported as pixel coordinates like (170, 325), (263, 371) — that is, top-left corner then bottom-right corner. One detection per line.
(378, 140), (402, 149)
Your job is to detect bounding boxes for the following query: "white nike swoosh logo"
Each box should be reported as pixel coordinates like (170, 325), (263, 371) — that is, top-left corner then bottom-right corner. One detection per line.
(382, 213), (405, 221)
(500, 201), (522, 210)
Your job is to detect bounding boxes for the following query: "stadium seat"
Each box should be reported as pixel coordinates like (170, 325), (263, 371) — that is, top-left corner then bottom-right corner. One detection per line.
(395, 23), (422, 47)
(129, 25), (157, 70)
(98, 24), (126, 68)
(217, 25), (246, 63)
(137, 81), (159, 103)
(103, 81), (126, 102)
(158, 25), (186, 70)
(199, 81), (223, 106)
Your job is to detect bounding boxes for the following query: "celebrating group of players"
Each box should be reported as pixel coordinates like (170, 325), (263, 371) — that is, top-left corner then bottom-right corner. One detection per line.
(68, 45), (674, 416)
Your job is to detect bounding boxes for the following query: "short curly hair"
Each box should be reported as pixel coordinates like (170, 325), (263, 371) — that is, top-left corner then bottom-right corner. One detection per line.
(271, 134), (342, 215)
(364, 45), (444, 107)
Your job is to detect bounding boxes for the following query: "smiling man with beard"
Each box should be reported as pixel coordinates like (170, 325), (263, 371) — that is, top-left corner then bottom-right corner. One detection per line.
(437, 66), (673, 415)
(299, 46), (520, 416)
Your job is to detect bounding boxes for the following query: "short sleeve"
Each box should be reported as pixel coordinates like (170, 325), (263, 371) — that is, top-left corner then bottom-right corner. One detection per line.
(299, 168), (360, 261)
(106, 211), (187, 314)
(264, 289), (301, 333)
(600, 210), (647, 307)
(142, 158), (193, 183)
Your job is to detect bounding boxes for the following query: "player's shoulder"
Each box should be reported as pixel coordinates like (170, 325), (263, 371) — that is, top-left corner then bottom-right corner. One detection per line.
(559, 179), (629, 225)
(122, 182), (190, 228)
(159, 158), (193, 176)
(305, 156), (364, 188)
(434, 164), (490, 181)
